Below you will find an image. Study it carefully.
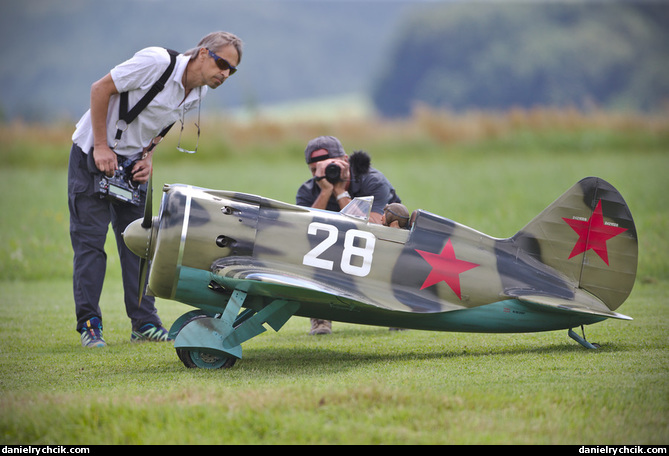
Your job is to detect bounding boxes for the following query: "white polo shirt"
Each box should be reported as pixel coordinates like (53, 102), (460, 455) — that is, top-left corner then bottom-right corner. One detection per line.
(72, 47), (207, 158)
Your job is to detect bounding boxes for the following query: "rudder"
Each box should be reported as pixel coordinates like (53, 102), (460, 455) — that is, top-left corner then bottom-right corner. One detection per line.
(512, 177), (637, 311)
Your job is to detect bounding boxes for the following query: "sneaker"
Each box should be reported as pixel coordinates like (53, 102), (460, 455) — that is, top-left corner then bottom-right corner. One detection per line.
(309, 318), (332, 335)
(80, 317), (106, 348)
(131, 323), (172, 342)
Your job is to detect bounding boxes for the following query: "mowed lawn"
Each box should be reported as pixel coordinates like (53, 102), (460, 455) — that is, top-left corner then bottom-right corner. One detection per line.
(0, 115), (667, 444)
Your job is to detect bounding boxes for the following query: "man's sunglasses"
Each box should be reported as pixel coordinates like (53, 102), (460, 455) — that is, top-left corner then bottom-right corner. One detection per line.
(207, 49), (237, 75)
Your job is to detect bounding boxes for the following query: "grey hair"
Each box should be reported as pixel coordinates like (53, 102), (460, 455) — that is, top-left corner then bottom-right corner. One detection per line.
(183, 31), (243, 63)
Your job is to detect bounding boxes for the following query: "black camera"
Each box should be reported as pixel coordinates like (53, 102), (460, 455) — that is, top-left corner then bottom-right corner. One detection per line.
(323, 150), (372, 184)
(94, 157), (144, 206)
(324, 162), (342, 184)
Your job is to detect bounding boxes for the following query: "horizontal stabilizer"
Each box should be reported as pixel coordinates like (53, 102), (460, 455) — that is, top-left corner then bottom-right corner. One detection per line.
(516, 294), (632, 321)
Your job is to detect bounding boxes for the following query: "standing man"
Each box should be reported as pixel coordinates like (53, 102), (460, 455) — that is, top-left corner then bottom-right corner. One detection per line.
(296, 136), (402, 335)
(69, 31), (243, 347)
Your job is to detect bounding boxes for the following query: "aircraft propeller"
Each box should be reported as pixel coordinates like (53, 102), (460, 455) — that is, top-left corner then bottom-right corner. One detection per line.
(137, 174), (153, 305)
(141, 174), (153, 230)
(122, 174), (155, 306)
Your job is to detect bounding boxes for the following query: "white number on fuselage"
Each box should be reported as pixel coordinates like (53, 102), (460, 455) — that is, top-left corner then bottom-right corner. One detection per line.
(302, 222), (376, 277)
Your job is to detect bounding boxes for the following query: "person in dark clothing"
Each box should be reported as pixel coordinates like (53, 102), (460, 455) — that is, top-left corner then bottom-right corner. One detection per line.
(296, 136), (402, 335)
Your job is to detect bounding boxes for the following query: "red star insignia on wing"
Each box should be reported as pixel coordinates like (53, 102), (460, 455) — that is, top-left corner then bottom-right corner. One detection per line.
(562, 199), (627, 265)
(416, 239), (479, 299)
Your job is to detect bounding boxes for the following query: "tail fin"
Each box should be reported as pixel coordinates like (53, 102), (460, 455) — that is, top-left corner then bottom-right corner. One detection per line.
(513, 177), (637, 311)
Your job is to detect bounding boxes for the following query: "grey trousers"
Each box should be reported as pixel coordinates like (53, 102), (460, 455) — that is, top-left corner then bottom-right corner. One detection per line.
(68, 144), (161, 333)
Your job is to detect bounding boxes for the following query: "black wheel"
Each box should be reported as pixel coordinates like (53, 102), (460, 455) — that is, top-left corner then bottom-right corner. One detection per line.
(173, 314), (238, 369)
(176, 347), (237, 369)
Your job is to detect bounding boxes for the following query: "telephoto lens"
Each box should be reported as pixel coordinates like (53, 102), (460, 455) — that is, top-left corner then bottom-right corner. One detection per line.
(324, 163), (341, 184)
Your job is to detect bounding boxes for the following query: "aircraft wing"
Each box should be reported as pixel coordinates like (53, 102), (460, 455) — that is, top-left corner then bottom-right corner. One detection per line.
(210, 258), (396, 311)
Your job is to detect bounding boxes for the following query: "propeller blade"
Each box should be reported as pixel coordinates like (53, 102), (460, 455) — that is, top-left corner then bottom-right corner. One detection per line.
(138, 257), (149, 306)
(138, 173), (153, 305)
(141, 173), (153, 229)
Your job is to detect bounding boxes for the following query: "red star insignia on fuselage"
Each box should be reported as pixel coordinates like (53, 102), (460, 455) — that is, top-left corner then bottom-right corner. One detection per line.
(562, 199), (627, 265)
(416, 239), (479, 299)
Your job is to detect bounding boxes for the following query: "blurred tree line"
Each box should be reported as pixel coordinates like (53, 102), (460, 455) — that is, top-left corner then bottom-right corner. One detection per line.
(371, 2), (669, 117)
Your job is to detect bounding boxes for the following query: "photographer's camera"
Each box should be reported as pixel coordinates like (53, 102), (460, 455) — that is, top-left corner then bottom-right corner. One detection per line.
(324, 162), (342, 184)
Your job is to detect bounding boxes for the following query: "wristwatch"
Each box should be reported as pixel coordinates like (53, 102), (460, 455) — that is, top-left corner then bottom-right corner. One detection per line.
(336, 191), (351, 201)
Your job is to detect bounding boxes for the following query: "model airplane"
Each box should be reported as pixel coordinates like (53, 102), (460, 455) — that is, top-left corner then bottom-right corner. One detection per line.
(123, 176), (637, 368)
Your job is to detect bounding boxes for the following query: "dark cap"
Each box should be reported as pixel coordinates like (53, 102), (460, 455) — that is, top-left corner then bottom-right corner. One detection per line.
(304, 136), (346, 164)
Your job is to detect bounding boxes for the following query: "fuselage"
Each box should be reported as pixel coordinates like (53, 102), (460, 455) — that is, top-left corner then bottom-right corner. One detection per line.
(124, 184), (607, 334)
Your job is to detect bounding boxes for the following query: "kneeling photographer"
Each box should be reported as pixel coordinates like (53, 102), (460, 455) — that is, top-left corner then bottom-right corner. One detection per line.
(297, 136), (401, 225)
(296, 136), (402, 335)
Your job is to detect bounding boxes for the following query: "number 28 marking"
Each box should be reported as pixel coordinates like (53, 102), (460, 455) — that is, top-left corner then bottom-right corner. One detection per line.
(302, 222), (376, 277)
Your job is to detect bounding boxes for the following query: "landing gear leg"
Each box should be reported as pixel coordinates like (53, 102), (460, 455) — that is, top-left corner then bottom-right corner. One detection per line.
(568, 326), (600, 349)
(172, 289), (300, 369)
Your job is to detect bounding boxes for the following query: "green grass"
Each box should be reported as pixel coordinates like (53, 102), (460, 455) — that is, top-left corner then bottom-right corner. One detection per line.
(0, 119), (668, 444)
(0, 280), (667, 444)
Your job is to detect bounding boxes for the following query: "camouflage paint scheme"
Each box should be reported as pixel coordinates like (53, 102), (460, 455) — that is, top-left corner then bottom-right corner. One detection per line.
(123, 177), (637, 368)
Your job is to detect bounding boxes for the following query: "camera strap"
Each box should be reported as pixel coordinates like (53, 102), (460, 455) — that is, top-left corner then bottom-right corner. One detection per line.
(114, 48), (179, 147)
